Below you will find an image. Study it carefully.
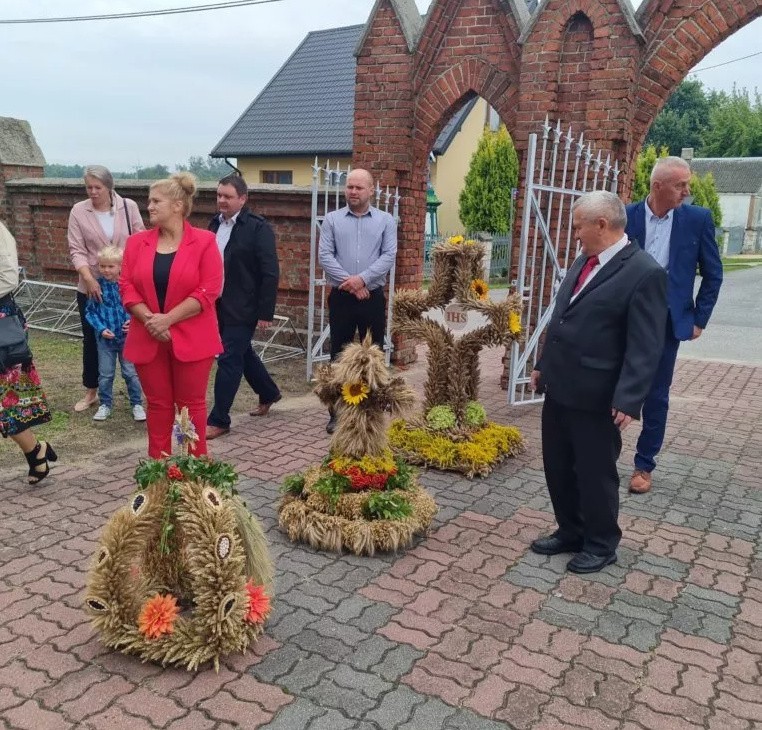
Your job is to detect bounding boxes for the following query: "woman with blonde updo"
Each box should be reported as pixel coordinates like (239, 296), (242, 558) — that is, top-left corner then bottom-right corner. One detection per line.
(119, 173), (223, 457)
(68, 165), (144, 412)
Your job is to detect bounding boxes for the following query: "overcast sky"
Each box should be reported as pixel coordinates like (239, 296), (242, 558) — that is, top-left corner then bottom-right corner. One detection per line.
(1, 0), (759, 171)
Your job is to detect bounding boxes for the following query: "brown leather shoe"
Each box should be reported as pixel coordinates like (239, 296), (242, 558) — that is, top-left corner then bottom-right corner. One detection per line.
(250, 394), (282, 417)
(629, 469), (652, 494)
(206, 425), (230, 440)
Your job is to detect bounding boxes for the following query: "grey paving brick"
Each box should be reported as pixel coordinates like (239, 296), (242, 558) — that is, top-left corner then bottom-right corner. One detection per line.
(364, 686), (423, 728)
(593, 611), (631, 643)
(620, 618), (662, 651)
(291, 628), (355, 662)
(263, 698), (326, 730)
(632, 554), (690, 581)
(676, 590), (738, 619)
(270, 607), (317, 640)
(328, 664), (394, 699)
(280, 586), (338, 615)
(504, 563), (558, 592)
(303, 677), (377, 717)
(398, 696), (458, 730)
(350, 635), (397, 672)
(697, 612), (733, 643)
(310, 616), (370, 645)
(683, 583), (741, 608)
(351, 602), (399, 634)
(538, 597), (600, 634)
(667, 604), (705, 636)
(445, 707), (517, 729)
(277, 653), (337, 694)
(328, 596), (373, 624)
(308, 708), (376, 730)
(250, 644), (310, 683)
(373, 644), (425, 683)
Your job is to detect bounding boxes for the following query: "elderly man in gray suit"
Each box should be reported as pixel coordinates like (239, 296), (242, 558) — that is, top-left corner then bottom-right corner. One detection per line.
(530, 190), (668, 574)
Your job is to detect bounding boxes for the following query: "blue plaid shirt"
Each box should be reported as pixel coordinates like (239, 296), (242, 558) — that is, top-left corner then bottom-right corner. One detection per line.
(85, 278), (130, 351)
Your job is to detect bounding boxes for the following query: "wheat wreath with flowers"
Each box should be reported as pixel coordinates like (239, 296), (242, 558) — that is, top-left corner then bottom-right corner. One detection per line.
(84, 409), (273, 671)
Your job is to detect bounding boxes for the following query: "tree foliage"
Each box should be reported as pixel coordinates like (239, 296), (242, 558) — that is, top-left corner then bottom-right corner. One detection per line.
(458, 124), (519, 234)
(700, 87), (762, 157)
(44, 156), (230, 181)
(690, 172), (722, 227)
(631, 144), (668, 202)
(646, 80), (762, 158)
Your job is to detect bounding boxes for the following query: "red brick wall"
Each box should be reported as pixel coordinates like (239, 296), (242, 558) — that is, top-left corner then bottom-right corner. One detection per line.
(353, 0), (761, 363)
(2, 177), (316, 330)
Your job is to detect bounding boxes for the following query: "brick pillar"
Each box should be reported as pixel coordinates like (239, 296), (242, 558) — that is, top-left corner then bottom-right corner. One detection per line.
(0, 117), (45, 231)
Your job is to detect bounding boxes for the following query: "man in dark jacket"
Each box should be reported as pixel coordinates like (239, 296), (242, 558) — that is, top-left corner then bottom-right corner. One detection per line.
(530, 190), (667, 574)
(206, 175), (281, 440)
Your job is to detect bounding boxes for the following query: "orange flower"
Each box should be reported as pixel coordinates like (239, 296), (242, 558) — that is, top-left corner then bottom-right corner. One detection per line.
(245, 580), (271, 624)
(138, 594), (179, 639)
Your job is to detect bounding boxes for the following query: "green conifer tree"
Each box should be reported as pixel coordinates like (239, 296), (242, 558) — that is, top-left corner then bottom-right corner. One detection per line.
(631, 144), (668, 202)
(458, 124), (519, 234)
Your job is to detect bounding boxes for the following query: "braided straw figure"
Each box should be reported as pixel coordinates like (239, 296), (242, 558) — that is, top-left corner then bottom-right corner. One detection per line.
(314, 334), (416, 458)
(390, 237), (524, 477)
(84, 407), (273, 671)
(280, 337), (437, 556)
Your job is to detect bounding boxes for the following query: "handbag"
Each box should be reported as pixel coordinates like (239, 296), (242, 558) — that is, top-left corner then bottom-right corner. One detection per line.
(0, 314), (32, 371)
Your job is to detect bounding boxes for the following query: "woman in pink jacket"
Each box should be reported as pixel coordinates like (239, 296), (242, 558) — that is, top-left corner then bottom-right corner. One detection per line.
(67, 166), (144, 412)
(120, 173), (223, 458)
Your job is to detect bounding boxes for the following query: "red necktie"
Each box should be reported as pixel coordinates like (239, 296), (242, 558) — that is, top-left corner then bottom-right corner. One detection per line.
(572, 255), (599, 295)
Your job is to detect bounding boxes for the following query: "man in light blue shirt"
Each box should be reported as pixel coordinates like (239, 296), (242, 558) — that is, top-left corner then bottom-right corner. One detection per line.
(318, 168), (397, 432)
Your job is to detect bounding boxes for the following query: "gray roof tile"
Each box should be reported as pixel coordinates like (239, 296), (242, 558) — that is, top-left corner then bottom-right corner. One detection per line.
(690, 158), (762, 195)
(211, 24), (486, 159)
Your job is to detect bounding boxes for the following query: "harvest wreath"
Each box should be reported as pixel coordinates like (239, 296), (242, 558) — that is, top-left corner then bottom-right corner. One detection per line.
(279, 337), (437, 556)
(84, 410), (272, 671)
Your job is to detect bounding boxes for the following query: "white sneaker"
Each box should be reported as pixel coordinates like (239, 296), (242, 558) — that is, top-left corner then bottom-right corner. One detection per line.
(132, 404), (147, 422)
(93, 405), (112, 421)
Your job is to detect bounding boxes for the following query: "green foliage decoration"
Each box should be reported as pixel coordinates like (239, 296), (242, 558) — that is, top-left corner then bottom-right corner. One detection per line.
(458, 124), (519, 234)
(426, 405), (457, 431)
(464, 401), (487, 428)
(363, 492), (414, 521)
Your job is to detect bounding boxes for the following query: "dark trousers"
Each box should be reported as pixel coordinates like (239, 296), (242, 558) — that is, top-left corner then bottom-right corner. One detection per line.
(208, 323), (280, 429)
(542, 396), (623, 556)
(328, 287), (385, 361)
(77, 291), (99, 389)
(635, 323), (681, 473)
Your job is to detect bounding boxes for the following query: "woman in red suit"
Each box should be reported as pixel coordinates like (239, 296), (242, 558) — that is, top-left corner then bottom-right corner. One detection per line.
(120, 173), (223, 458)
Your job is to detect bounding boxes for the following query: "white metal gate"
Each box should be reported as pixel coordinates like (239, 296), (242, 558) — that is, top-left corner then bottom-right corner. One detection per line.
(306, 158), (400, 379)
(508, 118), (620, 405)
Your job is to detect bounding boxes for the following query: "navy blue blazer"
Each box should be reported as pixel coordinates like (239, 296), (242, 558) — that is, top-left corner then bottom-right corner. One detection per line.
(625, 202), (723, 341)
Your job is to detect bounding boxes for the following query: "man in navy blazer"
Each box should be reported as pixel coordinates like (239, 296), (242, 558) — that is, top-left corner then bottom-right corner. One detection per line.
(625, 157), (723, 494)
(530, 191), (667, 573)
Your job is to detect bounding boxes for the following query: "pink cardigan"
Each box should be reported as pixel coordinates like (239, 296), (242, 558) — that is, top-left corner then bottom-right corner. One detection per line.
(67, 191), (145, 294)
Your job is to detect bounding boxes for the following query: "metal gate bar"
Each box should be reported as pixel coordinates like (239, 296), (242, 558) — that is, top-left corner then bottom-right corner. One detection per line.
(508, 118), (619, 405)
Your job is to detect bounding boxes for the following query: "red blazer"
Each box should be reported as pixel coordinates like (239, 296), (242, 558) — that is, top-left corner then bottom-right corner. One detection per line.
(120, 222), (223, 364)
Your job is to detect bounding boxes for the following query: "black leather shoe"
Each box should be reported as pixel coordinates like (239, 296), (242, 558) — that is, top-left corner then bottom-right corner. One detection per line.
(530, 534), (582, 556)
(567, 551), (617, 574)
(326, 414), (337, 434)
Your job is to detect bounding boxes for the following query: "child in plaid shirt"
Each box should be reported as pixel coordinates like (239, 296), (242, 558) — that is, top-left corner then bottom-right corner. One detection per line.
(85, 246), (145, 421)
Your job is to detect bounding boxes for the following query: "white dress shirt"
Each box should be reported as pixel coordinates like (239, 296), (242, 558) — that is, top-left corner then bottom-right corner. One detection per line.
(570, 234), (630, 301)
(644, 198), (673, 269)
(215, 211), (240, 258)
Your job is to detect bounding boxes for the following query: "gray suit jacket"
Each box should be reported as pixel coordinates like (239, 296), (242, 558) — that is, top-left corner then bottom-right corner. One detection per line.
(536, 242), (668, 418)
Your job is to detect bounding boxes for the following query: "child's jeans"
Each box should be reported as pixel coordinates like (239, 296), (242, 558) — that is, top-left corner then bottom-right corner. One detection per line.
(96, 338), (143, 408)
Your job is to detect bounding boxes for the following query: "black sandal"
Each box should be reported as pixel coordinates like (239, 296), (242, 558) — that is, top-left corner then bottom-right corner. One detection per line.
(24, 441), (58, 485)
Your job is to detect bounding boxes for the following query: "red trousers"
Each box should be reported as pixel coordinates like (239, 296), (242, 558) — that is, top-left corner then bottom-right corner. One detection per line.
(135, 341), (214, 458)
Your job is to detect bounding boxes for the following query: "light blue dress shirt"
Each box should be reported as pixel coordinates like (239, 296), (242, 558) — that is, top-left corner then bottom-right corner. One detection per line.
(318, 206), (397, 290)
(644, 198), (673, 270)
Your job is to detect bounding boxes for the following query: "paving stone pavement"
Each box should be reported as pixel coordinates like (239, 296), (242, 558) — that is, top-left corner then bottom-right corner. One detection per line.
(1, 347), (761, 729)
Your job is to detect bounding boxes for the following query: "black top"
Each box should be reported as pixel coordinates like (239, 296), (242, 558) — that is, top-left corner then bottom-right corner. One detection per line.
(208, 206), (279, 328)
(153, 251), (176, 313)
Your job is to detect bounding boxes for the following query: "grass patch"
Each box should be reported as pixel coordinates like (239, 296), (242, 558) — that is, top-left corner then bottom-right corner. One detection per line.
(0, 330), (313, 469)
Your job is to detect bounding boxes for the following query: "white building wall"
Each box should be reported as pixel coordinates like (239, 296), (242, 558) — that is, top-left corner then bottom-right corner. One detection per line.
(719, 193), (752, 228)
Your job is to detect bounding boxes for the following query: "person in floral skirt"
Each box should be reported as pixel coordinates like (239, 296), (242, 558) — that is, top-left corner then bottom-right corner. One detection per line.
(0, 219), (56, 483)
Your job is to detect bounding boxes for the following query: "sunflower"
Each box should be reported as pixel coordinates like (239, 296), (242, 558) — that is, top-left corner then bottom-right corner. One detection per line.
(138, 594), (179, 639)
(508, 311), (522, 335)
(245, 581), (271, 624)
(447, 235), (464, 245)
(470, 278), (489, 301)
(341, 380), (370, 406)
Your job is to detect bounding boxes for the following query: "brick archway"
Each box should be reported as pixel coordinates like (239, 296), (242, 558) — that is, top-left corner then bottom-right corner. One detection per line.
(353, 0), (762, 361)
